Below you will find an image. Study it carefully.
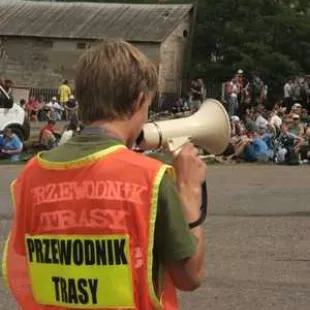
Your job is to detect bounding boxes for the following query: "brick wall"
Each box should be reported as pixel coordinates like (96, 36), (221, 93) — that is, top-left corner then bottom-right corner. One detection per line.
(0, 36), (160, 90)
(158, 14), (191, 97)
(0, 33), (189, 99)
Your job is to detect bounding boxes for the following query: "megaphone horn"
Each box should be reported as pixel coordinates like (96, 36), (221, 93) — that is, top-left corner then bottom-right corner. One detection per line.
(138, 99), (231, 155)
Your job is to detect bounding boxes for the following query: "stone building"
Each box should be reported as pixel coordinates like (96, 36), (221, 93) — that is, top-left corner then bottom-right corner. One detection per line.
(0, 1), (193, 98)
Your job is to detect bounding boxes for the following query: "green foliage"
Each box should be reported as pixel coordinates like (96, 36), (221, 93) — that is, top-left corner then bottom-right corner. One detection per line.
(192, 0), (310, 97)
(30, 0), (310, 97)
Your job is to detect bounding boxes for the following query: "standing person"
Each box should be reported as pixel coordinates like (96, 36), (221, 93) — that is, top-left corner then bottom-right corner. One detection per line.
(283, 79), (293, 111)
(4, 79), (13, 97)
(251, 72), (264, 107)
(3, 39), (206, 309)
(58, 79), (71, 108)
(190, 79), (203, 110)
(236, 69), (244, 104)
(65, 94), (79, 121)
(197, 78), (206, 101)
(0, 77), (13, 108)
(226, 75), (240, 117)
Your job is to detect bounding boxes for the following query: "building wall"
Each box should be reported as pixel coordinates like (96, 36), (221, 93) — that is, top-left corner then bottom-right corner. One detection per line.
(158, 13), (191, 98)
(0, 36), (160, 91)
(0, 24), (191, 100)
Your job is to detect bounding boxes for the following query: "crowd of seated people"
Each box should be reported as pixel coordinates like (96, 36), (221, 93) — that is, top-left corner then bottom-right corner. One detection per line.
(220, 103), (310, 165)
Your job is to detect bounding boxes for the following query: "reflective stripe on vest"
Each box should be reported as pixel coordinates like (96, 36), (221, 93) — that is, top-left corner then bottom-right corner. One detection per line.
(2, 146), (178, 309)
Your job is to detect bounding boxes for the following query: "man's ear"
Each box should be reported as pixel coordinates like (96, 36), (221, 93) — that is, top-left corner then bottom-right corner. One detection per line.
(132, 92), (146, 113)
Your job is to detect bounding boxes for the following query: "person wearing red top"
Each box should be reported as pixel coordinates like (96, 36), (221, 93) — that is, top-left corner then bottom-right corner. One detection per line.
(39, 120), (59, 149)
(24, 96), (40, 121)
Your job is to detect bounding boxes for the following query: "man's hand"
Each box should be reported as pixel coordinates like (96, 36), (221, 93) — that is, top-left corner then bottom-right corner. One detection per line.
(174, 142), (206, 188)
(173, 142), (207, 223)
(166, 142), (206, 291)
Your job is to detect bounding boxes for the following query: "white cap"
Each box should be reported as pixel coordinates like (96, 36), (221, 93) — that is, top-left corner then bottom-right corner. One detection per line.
(237, 69), (243, 74)
(292, 103), (302, 109)
(231, 115), (240, 122)
(69, 95), (75, 100)
(52, 96), (57, 101)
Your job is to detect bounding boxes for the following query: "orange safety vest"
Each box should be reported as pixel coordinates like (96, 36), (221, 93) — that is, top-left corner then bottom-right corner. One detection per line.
(2, 145), (178, 310)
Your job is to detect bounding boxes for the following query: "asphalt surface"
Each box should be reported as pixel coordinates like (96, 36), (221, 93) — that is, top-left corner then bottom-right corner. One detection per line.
(1, 164), (310, 310)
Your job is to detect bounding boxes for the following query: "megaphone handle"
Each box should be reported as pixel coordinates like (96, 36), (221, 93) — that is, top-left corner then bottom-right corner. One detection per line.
(188, 181), (208, 229)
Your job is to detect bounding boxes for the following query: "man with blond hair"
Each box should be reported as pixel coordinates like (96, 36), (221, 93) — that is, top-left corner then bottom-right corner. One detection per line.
(3, 39), (206, 310)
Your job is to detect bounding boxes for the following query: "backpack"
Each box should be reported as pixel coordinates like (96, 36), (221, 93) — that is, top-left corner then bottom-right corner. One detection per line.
(285, 146), (300, 165)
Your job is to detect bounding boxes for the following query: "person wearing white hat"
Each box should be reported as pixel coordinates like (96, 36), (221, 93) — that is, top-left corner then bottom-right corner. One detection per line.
(46, 96), (64, 121)
(288, 114), (304, 137)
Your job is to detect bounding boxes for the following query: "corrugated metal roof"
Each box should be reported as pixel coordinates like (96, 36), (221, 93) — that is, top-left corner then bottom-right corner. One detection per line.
(0, 1), (193, 43)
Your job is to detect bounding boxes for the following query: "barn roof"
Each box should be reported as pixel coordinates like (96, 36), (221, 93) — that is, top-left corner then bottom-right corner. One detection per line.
(0, 1), (193, 43)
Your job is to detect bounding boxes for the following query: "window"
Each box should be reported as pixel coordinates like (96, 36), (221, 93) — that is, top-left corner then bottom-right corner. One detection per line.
(76, 42), (87, 50)
(183, 30), (189, 38)
(42, 40), (53, 48)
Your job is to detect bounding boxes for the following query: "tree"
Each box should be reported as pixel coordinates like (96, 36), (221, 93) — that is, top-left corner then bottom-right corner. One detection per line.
(191, 0), (310, 97)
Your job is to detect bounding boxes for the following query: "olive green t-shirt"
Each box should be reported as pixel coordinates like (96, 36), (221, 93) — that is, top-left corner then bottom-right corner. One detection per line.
(40, 133), (197, 285)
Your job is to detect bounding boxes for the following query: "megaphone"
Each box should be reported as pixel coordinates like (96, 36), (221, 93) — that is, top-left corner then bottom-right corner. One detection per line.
(138, 98), (231, 155)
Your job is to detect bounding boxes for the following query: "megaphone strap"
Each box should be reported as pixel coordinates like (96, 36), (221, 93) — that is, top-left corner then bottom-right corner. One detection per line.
(152, 121), (163, 150)
(188, 181), (208, 229)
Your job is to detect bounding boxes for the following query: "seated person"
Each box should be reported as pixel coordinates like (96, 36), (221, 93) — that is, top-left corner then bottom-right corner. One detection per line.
(275, 123), (304, 164)
(244, 126), (274, 162)
(0, 128), (23, 161)
(46, 97), (64, 121)
(288, 114), (304, 137)
(38, 120), (60, 150)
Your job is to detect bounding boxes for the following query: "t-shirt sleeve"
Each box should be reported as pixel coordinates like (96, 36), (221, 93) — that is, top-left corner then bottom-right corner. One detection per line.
(13, 136), (23, 150)
(153, 172), (197, 263)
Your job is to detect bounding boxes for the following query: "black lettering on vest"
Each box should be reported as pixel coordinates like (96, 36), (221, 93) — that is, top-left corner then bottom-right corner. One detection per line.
(77, 279), (89, 304)
(88, 279), (98, 304)
(114, 239), (127, 265)
(60, 277), (68, 303)
(73, 240), (83, 265)
(95, 240), (107, 265)
(50, 239), (59, 264)
(52, 276), (61, 302)
(58, 240), (72, 265)
(107, 239), (114, 265)
(43, 239), (52, 264)
(26, 239), (35, 262)
(84, 240), (95, 265)
(34, 239), (43, 263)
(68, 278), (78, 304)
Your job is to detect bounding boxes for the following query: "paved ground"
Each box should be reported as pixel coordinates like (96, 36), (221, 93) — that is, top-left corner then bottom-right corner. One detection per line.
(1, 164), (310, 309)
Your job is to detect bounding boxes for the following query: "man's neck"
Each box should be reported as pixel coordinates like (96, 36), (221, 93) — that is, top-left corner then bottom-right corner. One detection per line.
(88, 121), (132, 146)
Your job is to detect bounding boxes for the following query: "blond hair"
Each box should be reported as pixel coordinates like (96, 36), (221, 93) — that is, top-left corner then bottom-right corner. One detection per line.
(75, 38), (158, 123)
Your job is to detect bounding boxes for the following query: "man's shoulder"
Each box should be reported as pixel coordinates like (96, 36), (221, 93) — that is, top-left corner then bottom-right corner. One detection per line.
(12, 134), (22, 143)
(117, 149), (169, 170)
